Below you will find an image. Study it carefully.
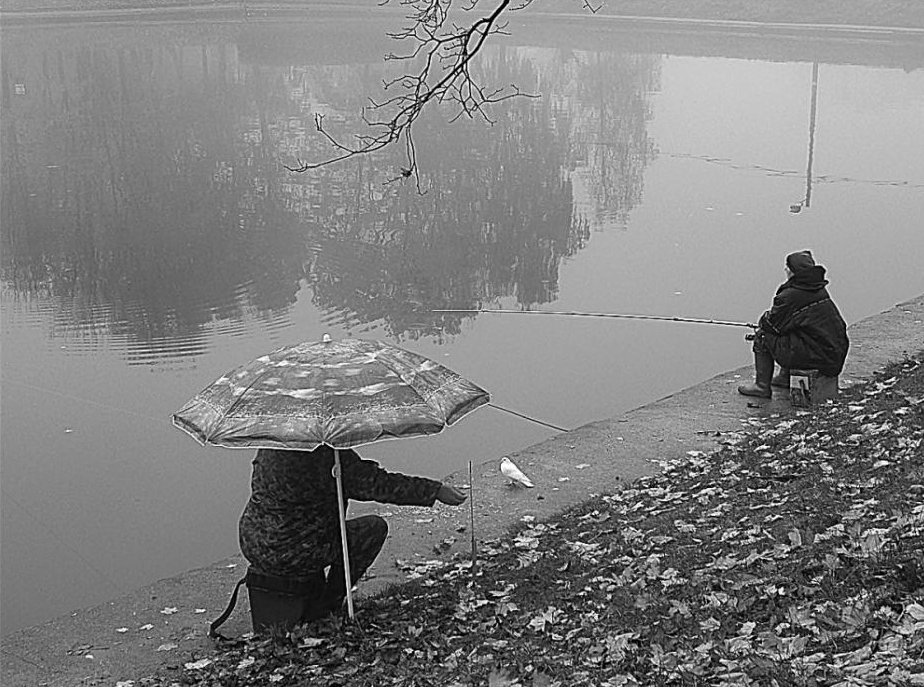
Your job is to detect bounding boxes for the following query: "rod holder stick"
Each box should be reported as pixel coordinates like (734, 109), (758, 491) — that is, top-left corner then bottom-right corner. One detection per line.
(469, 460), (477, 576)
(433, 309), (756, 329)
(333, 449), (355, 619)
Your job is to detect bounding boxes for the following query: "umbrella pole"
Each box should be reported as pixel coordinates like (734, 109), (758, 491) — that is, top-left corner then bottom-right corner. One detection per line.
(332, 449), (355, 619)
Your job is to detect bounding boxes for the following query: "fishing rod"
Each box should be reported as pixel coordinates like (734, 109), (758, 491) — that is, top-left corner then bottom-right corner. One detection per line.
(433, 309), (757, 329)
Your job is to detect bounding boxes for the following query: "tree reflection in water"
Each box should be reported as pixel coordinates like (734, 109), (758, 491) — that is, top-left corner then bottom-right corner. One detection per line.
(569, 52), (659, 228)
(1, 38), (308, 361)
(1, 27), (659, 357)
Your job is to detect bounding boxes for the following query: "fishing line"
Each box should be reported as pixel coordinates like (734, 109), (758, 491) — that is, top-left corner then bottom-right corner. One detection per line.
(488, 402), (569, 433)
(0, 648), (50, 673)
(1, 486), (124, 594)
(3, 375), (569, 441)
(642, 149), (924, 188)
(0, 377), (165, 424)
(0, 378), (161, 595)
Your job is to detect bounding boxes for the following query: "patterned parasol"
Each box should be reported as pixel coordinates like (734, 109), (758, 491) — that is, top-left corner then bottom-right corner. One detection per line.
(172, 336), (490, 451)
(172, 335), (489, 621)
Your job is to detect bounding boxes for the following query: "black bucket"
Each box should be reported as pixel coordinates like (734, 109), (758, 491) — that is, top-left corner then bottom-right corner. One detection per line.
(210, 566), (337, 639)
(246, 568), (325, 634)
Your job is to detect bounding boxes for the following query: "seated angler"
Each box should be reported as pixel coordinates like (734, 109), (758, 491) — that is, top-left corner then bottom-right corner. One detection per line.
(739, 250), (849, 398)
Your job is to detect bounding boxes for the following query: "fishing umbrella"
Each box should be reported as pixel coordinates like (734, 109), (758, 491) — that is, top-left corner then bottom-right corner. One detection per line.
(172, 335), (489, 619)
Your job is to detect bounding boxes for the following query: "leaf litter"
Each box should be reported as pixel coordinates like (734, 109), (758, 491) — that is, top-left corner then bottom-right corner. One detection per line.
(135, 354), (924, 686)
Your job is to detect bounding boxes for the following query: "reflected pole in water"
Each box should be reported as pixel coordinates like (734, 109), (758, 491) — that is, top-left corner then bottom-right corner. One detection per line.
(791, 62), (819, 213)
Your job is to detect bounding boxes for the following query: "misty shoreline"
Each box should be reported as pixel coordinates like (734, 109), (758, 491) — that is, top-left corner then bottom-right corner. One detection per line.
(3, 0), (924, 30)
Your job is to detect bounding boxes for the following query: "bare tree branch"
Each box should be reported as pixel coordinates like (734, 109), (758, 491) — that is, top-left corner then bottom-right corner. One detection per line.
(285, 0), (539, 187)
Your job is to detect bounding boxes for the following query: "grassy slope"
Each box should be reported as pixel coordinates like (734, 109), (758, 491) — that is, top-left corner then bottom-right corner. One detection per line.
(144, 353), (924, 686)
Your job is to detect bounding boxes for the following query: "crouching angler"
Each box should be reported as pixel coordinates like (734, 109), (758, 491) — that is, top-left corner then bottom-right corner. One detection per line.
(738, 250), (849, 399)
(211, 446), (467, 636)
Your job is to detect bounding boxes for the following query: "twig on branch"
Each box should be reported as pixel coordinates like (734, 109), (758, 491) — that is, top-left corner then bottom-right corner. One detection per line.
(285, 0), (534, 187)
(582, 0), (602, 13)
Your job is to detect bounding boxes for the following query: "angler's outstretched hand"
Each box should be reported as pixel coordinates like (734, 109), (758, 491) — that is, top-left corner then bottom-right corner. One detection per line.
(436, 484), (468, 506)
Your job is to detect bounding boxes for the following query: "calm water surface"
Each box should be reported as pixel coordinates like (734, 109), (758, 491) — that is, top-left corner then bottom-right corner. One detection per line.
(2, 14), (923, 634)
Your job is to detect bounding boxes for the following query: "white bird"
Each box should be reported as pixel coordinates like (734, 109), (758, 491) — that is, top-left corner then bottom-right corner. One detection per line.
(500, 456), (534, 488)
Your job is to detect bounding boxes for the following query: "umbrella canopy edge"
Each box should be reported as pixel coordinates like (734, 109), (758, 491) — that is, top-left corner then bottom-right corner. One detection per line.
(171, 394), (490, 452)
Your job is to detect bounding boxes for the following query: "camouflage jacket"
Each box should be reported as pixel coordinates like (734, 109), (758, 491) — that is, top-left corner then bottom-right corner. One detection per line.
(238, 447), (441, 576)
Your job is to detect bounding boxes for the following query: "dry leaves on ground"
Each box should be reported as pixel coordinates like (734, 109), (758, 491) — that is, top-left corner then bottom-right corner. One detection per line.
(139, 355), (924, 687)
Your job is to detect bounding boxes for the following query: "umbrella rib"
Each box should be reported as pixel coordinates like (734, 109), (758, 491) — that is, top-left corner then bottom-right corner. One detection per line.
(422, 377), (488, 420)
(204, 369), (273, 444)
(372, 357), (488, 422)
(370, 357), (432, 408)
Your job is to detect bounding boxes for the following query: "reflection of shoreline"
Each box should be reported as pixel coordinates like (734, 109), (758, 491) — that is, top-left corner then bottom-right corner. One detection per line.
(3, 9), (921, 67)
(3, 0), (924, 31)
(0, 1), (404, 22)
(508, 15), (924, 70)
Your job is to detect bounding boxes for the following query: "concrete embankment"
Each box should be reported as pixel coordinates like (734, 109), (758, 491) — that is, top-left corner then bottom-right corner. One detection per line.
(2, 294), (923, 687)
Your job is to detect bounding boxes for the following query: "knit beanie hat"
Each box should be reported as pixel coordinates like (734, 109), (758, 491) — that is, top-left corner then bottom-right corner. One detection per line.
(786, 250), (816, 273)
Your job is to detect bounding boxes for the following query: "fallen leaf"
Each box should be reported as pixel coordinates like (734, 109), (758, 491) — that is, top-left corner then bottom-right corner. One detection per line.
(700, 617), (721, 631)
(906, 603), (924, 621)
(66, 643), (93, 656)
(488, 668), (518, 686)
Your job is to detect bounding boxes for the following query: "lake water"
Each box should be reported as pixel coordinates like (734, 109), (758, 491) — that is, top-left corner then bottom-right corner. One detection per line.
(2, 11), (923, 635)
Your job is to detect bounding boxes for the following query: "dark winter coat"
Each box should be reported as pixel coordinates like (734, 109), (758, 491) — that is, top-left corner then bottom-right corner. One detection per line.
(239, 447), (441, 576)
(757, 265), (849, 377)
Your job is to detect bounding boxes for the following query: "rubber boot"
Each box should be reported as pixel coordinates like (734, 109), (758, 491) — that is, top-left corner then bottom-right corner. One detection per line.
(771, 367), (790, 388)
(738, 351), (774, 398)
